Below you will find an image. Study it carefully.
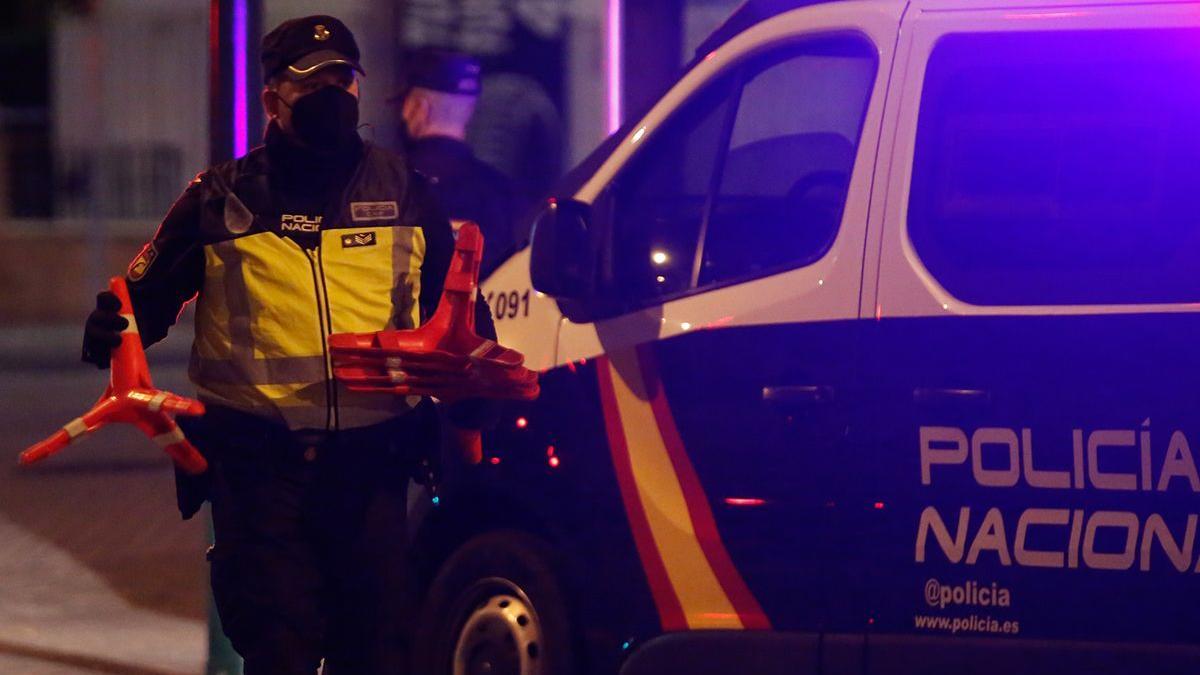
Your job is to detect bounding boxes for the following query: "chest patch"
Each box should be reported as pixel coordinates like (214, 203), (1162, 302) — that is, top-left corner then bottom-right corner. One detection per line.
(341, 231), (377, 249)
(351, 201), (399, 222)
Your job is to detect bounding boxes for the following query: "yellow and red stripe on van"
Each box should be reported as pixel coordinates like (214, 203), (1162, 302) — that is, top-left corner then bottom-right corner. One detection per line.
(597, 345), (770, 631)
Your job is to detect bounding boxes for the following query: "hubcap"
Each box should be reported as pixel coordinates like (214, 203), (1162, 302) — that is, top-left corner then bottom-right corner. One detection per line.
(452, 582), (543, 675)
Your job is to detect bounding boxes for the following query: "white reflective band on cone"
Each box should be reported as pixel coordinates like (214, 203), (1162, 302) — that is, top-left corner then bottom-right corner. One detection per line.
(64, 417), (88, 439)
(120, 313), (140, 335)
(153, 427), (186, 448)
(147, 392), (167, 412)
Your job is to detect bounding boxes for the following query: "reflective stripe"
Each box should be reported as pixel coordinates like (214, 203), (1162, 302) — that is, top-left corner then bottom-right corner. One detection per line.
(192, 355), (329, 385)
(334, 386), (418, 429)
(288, 58), (355, 77)
(390, 226), (422, 329)
(147, 392), (167, 412)
(470, 341), (495, 358)
(212, 239), (254, 364)
(64, 417), (88, 439)
(120, 313), (139, 335)
(388, 370), (406, 383)
(197, 385), (416, 431)
(410, 228), (425, 327)
(153, 426), (186, 448)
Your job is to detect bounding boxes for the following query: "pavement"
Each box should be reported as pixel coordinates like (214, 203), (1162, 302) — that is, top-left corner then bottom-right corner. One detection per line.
(0, 511), (205, 674)
(0, 322), (209, 674)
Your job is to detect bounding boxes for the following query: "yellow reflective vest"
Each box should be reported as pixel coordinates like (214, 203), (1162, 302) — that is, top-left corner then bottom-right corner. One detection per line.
(128, 142), (455, 430)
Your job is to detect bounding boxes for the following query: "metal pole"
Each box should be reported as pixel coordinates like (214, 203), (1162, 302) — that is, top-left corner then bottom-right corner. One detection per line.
(205, 1), (261, 671)
(85, 15), (108, 296)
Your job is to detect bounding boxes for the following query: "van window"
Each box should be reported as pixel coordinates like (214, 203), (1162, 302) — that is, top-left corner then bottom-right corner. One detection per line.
(700, 39), (875, 286)
(909, 29), (1200, 306)
(608, 78), (738, 301)
(604, 35), (877, 309)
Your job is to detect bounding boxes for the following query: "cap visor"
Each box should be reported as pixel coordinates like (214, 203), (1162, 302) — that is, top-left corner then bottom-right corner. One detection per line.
(286, 50), (366, 79)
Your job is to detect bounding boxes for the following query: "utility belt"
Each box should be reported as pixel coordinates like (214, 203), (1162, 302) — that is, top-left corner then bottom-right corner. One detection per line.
(174, 402), (438, 519)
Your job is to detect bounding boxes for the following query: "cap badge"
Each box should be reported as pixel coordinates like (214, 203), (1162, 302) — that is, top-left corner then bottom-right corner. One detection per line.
(313, 24), (331, 41)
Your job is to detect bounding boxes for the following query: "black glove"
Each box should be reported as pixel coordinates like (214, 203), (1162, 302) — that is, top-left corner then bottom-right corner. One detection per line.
(81, 291), (129, 369)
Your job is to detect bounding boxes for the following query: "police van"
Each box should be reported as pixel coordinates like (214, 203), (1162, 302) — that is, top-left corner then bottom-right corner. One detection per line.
(409, 1), (1200, 673)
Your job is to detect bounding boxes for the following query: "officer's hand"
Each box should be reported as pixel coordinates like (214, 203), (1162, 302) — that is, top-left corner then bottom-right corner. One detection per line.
(82, 291), (128, 369)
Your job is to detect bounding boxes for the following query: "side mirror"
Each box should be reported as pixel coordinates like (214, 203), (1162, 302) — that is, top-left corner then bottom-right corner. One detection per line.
(530, 198), (595, 300)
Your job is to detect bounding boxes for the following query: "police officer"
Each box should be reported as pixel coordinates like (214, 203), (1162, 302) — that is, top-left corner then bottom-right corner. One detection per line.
(80, 16), (494, 674)
(397, 49), (518, 274)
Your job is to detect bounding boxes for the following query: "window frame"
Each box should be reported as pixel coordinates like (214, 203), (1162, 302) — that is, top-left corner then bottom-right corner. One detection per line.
(588, 31), (880, 318)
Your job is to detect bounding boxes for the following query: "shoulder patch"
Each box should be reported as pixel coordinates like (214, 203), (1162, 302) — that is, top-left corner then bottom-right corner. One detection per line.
(127, 243), (159, 281)
(351, 201), (399, 222)
(341, 231), (377, 249)
(224, 193), (254, 234)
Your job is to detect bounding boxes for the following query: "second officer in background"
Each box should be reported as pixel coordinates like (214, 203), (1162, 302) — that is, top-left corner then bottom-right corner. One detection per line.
(396, 49), (518, 275)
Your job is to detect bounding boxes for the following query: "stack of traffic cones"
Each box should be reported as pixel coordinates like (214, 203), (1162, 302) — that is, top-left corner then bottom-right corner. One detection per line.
(329, 222), (539, 402)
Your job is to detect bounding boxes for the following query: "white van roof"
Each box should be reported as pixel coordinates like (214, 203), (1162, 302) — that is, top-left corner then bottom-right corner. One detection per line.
(913, 0), (1195, 7)
(702, 0), (1194, 61)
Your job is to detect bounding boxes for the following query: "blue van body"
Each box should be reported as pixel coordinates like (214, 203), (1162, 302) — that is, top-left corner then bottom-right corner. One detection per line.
(406, 2), (1200, 673)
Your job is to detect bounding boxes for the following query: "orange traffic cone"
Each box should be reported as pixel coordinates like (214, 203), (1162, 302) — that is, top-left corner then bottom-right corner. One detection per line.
(19, 277), (208, 474)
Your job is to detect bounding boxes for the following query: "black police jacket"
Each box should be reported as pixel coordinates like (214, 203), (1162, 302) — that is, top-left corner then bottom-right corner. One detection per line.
(407, 136), (519, 274)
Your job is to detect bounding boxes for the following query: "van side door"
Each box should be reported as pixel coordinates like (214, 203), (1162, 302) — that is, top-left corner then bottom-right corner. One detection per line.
(550, 7), (899, 665)
(860, 3), (1200, 673)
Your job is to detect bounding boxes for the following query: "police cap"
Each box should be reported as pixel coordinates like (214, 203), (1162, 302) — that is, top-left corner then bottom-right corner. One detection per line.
(403, 49), (481, 97)
(261, 15), (365, 83)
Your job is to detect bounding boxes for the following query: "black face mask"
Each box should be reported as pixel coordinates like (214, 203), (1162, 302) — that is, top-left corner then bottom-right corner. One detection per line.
(284, 85), (360, 150)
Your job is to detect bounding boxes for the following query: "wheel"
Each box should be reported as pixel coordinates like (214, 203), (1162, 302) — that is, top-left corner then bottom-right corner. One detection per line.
(413, 530), (577, 675)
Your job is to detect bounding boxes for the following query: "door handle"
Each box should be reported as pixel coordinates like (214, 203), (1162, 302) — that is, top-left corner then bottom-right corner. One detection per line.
(912, 387), (991, 406)
(762, 385), (834, 412)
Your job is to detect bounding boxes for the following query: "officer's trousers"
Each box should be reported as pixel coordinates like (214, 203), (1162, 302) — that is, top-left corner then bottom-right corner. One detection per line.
(199, 407), (420, 675)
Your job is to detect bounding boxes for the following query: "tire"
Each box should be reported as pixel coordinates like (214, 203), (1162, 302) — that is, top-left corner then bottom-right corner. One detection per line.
(412, 530), (577, 675)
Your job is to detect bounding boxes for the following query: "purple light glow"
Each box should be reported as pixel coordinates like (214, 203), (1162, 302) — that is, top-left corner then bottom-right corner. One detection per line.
(606, 0), (622, 133)
(232, 0), (249, 156)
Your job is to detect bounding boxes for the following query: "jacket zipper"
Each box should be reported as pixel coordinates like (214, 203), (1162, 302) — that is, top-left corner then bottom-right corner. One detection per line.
(306, 247), (336, 431)
(316, 244), (339, 429)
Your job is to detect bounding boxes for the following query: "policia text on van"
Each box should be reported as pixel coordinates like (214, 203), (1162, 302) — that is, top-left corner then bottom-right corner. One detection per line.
(918, 423), (1200, 573)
